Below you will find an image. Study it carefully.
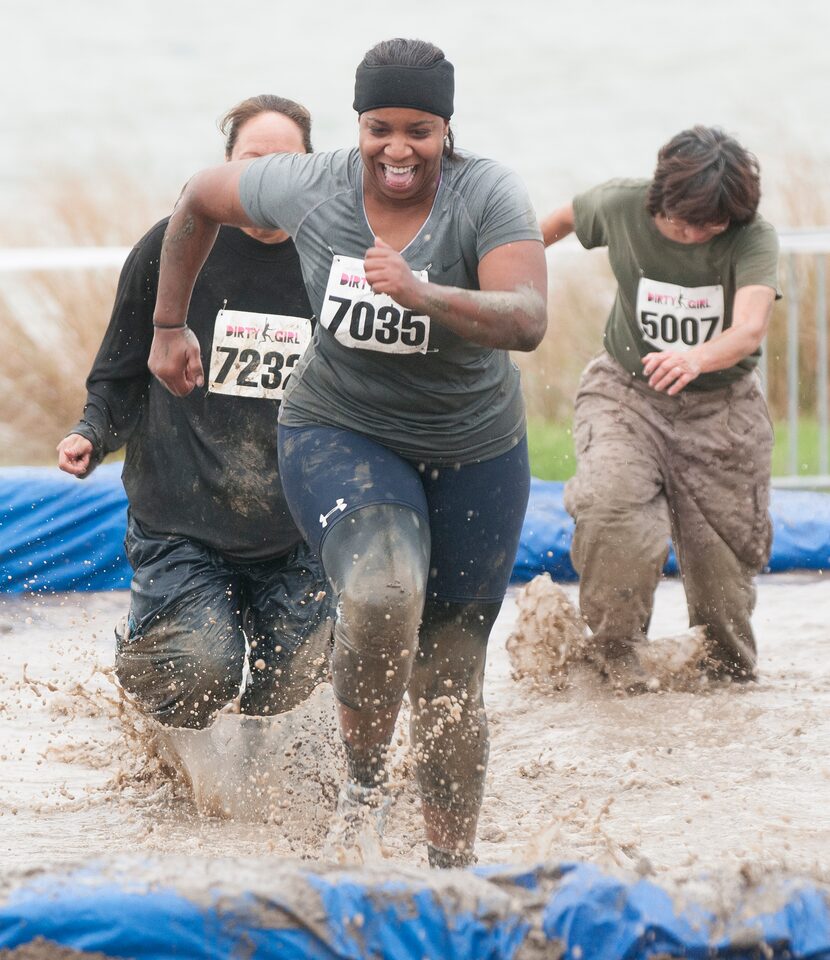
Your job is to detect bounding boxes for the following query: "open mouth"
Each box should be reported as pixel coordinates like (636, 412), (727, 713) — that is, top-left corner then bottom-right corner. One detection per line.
(381, 163), (417, 190)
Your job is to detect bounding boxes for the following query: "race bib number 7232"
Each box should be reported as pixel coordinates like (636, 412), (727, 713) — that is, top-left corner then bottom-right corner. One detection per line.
(208, 309), (311, 399)
(320, 255), (430, 354)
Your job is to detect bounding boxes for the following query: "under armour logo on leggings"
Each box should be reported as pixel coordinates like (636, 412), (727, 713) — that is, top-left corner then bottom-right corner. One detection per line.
(319, 498), (347, 527)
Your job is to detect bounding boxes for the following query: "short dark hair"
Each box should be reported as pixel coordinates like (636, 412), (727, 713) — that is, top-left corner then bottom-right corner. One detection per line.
(360, 39), (455, 158)
(219, 95), (313, 159)
(646, 126), (761, 226)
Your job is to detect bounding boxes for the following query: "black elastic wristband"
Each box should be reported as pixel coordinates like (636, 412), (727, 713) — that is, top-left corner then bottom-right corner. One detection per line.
(153, 322), (188, 329)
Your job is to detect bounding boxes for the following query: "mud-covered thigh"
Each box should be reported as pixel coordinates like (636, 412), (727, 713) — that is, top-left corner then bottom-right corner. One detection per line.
(278, 425), (530, 603)
(567, 392), (664, 515)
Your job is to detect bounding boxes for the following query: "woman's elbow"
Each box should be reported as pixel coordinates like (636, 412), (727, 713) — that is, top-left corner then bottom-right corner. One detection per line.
(181, 166), (240, 224)
(172, 175), (209, 225)
(513, 308), (548, 351)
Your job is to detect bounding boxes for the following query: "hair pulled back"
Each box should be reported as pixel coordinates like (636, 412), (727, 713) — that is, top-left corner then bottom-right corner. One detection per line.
(360, 38), (455, 157)
(219, 94), (313, 158)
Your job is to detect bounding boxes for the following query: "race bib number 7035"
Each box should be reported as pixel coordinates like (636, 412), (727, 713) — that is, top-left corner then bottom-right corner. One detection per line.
(635, 277), (724, 353)
(320, 255), (430, 354)
(208, 309), (311, 399)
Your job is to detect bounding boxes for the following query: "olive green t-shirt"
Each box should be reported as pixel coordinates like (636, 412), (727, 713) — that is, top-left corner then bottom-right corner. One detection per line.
(572, 179), (781, 390)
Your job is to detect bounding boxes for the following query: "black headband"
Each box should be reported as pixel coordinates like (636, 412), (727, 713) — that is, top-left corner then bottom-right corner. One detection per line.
(353, 60), (454, 120)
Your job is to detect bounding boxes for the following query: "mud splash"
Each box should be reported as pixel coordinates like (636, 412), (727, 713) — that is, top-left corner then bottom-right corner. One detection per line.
(507, 573), (708, 693)
(154, 684), (344, 836)
(2, 575), (830, 890)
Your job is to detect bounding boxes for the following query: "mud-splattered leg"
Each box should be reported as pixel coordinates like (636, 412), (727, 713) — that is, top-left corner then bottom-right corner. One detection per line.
(407, 599), (498, 866)
(115, 518), (246, 729)
(666, 378), (773, 681)
(322, 503), (430, 787)
(565, 375), (670, 677)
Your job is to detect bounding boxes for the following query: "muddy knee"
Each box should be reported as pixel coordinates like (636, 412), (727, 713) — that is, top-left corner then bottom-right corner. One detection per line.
(324, 504), (429, 709)
(331, 572), (425, 708)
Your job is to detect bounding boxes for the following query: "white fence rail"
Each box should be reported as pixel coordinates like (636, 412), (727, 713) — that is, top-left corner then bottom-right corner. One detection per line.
(0, 247), (131, 272)
(762, 231), (830, 487)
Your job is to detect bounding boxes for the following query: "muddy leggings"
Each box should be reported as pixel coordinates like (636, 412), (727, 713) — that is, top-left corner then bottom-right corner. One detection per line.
(321, 504), (499, 829)
(277, 424), (530, 854)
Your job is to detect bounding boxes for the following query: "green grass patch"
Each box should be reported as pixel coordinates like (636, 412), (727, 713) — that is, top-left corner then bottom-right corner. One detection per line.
(528, 417), (829, 481)
(771, 418), (829, 477)
(527, 418), (576, 481)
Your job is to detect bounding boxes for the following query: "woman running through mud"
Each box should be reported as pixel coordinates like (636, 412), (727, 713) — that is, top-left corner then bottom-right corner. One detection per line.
(58, 96), (332, 729)
(146, 38), (547, 867)
(541, 126), (779, 693)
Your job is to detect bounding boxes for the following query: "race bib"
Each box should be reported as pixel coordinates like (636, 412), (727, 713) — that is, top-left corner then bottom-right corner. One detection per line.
(320, 255), (430, 354)
(208, 309), (311, 399)
(635, 277), (724, 353)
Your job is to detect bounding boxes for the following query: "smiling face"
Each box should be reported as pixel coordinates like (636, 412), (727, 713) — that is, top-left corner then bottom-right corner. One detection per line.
(358, 107), (448, 205)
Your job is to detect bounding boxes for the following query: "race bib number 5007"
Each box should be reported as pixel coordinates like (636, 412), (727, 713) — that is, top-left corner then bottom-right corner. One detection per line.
(320, 255), (430, 354)
(208, 309), (311, 399)
(635, 277), (724, 353)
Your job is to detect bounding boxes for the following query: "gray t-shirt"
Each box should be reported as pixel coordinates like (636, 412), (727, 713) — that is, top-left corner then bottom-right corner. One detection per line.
(240, 148), (542, 463)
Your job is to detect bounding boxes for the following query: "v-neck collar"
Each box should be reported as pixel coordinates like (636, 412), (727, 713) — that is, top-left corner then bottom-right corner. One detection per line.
(355, 155), (445, 261)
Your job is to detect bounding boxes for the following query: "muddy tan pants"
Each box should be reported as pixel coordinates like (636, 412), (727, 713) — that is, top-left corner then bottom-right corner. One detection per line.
(564, 353), (773, 678)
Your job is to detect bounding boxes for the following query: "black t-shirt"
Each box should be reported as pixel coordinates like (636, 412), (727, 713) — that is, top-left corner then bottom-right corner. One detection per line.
(71, 219), (313, 561)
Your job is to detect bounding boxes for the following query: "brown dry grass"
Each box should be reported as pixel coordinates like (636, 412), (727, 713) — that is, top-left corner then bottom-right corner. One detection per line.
(762, 158), (830, 419)
(0, 177), (169, 465)
(13, 171), (169, 247)
(514, 248), (614, 421)
(0, 272), (120, 464)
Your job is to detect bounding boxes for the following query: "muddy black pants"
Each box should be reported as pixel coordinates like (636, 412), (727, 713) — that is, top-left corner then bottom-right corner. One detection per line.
(115, 515), (333, 728)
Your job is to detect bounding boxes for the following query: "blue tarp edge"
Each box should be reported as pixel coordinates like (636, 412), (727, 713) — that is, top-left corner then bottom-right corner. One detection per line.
(3, 467), (830, 593)
(1, 861), (828, 959)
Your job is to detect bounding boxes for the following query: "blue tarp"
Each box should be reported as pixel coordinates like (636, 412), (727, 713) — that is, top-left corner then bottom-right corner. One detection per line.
(513, 478), (830, 582)
(1, 859), (828, 959)
(0, 464), (131, 592)
(3, 467), (830, 593)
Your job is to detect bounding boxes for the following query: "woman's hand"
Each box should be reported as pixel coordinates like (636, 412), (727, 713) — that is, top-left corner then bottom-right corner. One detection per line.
(148, 327), (205, 397)
(642, 350), (702, 395)
(364, 237), (422, 307)
(57, 434), (95, 477)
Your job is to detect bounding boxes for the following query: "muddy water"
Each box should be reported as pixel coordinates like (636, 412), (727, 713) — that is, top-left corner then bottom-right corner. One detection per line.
(2, 576), (830, 888)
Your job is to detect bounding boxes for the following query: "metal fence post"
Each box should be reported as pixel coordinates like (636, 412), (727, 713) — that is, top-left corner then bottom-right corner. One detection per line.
(787, 255), (800, 476)
(817, 256), (828, 476)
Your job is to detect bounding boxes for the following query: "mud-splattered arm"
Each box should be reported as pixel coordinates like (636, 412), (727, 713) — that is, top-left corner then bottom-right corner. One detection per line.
(149, 161), (256, 396)
(363, 237), (548, 352)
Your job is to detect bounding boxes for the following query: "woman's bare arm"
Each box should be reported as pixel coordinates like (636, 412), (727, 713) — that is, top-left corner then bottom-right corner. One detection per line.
(539, 204), (575, 247)
(149, 161), (257, 395)
(363, 238), (548, 352)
